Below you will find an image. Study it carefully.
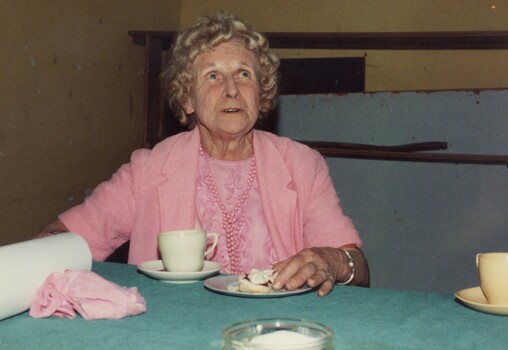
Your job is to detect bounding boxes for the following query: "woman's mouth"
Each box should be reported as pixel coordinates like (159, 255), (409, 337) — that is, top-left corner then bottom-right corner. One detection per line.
(223, 108), (240, 113)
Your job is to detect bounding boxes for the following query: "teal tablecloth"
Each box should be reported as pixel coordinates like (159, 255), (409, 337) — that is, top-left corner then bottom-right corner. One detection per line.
(1, 261), (507, 349)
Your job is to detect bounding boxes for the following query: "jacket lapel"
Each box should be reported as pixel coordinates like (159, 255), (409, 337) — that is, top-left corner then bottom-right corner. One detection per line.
(157, 129), (201, 231)
(254, 131), (299, 260)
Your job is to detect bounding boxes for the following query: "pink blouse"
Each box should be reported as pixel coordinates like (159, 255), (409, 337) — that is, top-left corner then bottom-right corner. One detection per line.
(195, 152), (278, 274)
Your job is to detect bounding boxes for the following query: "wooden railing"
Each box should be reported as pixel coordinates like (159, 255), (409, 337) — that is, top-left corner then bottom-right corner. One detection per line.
(129, 30), (508, 50)
(299, 141), (508, 167)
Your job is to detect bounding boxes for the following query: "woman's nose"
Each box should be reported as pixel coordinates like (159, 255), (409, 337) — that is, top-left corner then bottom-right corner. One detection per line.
(223, 76), (239, 98)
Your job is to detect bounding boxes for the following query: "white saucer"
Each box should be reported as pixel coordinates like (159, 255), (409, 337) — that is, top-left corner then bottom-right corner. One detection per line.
(137, 260), (221, 284)
(455, 286), (508, 316)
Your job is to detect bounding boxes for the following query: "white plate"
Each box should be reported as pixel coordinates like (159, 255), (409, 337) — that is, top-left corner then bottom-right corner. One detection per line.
(204, 275), (313, 298)
(455, 286), (508, 316)
(137, 260), (221, 284)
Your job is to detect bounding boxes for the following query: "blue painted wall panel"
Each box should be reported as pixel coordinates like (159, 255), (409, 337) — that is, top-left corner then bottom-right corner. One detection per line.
(277, 90), (508, 293)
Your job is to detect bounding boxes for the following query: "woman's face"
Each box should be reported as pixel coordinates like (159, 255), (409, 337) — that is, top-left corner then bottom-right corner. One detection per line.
(184, 40), (261, 143)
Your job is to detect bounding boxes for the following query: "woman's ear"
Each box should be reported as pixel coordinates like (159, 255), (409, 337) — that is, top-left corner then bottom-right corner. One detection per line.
(183, 98), (195, 115)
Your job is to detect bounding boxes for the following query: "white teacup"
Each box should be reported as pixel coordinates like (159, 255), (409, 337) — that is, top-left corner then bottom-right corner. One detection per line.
(158, 229), (218, 272)
(476, 252), (508, 305)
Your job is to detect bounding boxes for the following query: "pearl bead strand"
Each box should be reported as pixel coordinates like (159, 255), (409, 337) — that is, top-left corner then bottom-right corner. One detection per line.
(200, 146), (257, 274)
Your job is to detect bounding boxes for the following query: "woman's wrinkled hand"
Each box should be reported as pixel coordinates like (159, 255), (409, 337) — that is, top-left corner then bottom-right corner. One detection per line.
(34, 219), (69, 239)
(272, 247), (342, 297)
(272, 246), (369, 297)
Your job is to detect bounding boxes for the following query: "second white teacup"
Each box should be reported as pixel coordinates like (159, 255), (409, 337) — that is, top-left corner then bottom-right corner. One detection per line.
(476, 252), (508, 305)
(158, 229), (218, 272)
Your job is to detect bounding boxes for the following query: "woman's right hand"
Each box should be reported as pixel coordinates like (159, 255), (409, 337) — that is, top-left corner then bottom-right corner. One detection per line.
(35, 219), (69, 238)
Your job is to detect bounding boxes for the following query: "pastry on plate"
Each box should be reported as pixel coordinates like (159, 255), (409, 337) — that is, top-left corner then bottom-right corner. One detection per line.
(228, 269), (278, 293)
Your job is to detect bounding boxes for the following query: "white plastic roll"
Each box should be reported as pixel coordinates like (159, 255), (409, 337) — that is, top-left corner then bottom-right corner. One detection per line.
(0, 233), (92, 321)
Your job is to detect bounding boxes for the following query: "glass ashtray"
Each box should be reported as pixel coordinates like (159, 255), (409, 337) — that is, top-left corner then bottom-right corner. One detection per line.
(222, 318), (334, 350)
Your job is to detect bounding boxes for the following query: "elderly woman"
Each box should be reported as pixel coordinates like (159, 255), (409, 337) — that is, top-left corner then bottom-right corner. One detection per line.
(38, 12), (369, 296)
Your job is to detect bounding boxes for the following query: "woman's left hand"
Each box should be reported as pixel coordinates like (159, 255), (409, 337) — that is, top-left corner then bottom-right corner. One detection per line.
(272, 247), (369, 297)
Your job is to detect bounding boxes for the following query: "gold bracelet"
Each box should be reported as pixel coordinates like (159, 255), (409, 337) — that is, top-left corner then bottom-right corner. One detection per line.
(336, 248), (355, 285)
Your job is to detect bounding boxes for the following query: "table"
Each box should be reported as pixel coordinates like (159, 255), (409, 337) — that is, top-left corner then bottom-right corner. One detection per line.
(1, 261), (507, 349)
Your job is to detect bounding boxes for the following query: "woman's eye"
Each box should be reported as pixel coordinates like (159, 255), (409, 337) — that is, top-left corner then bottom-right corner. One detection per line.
(239, 70), (250, 78)
(207, 72), (218, 80)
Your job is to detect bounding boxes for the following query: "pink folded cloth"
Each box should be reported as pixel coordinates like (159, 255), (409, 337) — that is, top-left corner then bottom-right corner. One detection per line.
(30, 269), (146, 320)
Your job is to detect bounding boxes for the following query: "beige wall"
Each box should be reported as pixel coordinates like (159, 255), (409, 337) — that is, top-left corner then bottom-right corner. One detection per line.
(1, 0), (507, 246)
(180, 0), (508, 91)
(0, 1), (180, 245)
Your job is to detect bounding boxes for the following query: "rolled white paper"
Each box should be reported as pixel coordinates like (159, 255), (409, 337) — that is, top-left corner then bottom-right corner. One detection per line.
(0, 233), (92, 321)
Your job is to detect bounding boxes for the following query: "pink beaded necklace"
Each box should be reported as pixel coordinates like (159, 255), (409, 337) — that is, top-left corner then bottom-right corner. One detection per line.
(200, 146), (257, 274)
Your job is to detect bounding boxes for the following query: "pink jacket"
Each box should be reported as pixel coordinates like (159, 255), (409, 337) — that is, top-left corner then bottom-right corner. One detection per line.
(60, 128), (361, 265)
